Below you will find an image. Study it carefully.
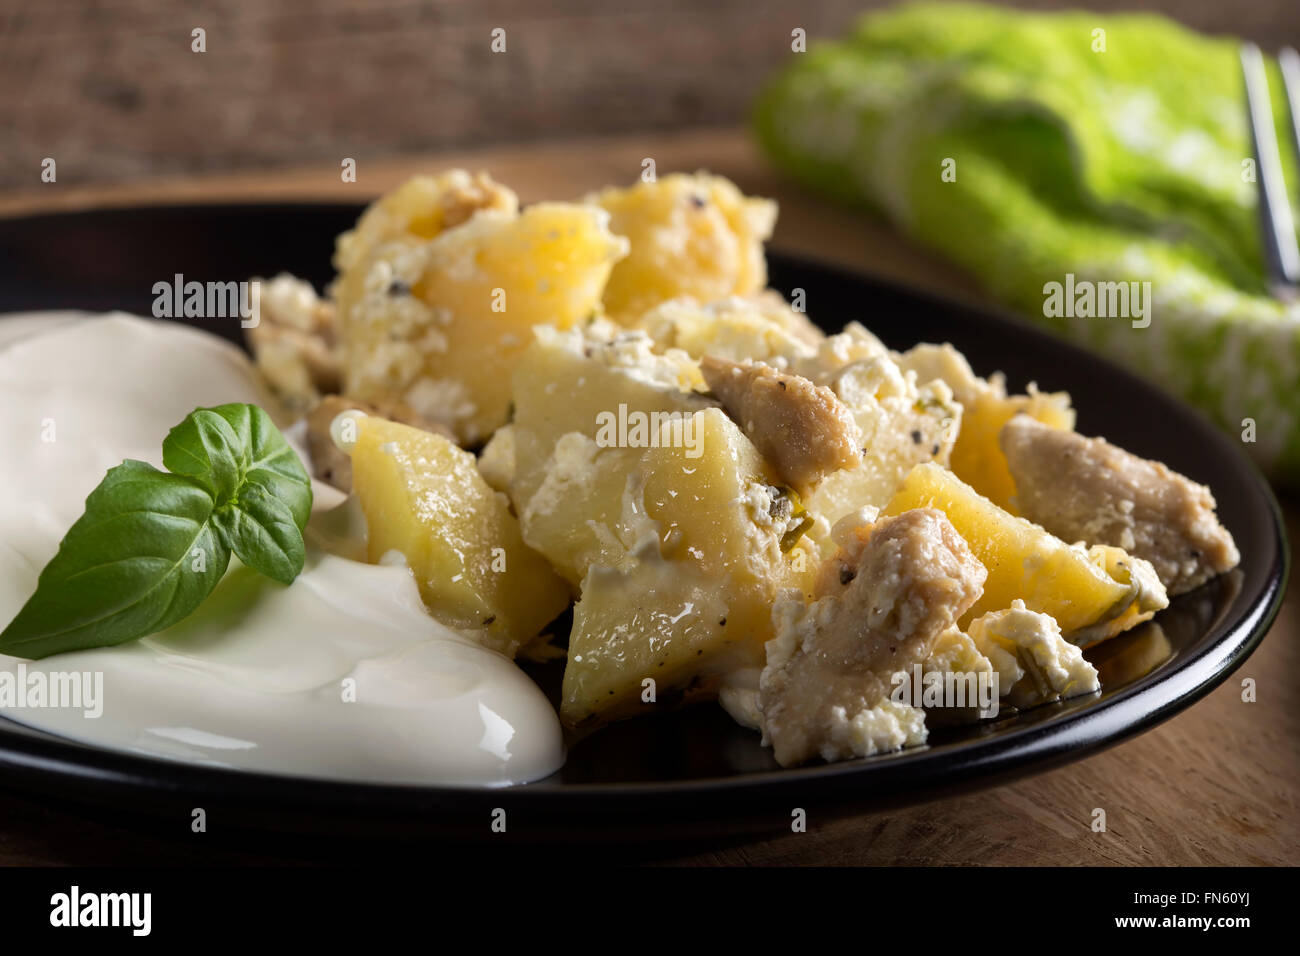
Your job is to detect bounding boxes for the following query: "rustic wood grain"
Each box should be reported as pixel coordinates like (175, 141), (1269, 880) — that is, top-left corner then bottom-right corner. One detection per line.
(0, 129), (1294, 866)
(2, 0), (1298, 191)
(0, 0), (867, 189)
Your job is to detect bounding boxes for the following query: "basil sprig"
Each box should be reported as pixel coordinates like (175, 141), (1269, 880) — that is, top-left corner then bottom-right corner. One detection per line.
(0, 404), (312, 660)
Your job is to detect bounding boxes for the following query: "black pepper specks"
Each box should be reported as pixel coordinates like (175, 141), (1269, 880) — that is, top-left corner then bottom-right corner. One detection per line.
(386, 279), (411, 297)
(839, 566), (856, 586)
(911, 429), (923, 444)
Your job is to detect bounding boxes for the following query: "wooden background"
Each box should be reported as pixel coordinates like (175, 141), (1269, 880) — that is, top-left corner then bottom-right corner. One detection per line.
(0, 130), (1295, 865)
(3, 0), (1300, 189)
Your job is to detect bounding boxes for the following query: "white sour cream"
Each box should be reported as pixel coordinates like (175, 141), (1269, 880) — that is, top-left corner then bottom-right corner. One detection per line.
(0, 313), (564, 786)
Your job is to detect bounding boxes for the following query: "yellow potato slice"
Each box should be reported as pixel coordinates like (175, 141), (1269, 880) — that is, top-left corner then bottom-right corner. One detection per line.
(950, 386), (1074, 512)
(506, 322), (710, 585)
(561, 408), (812, 727)
(1072, 544), (1168, 648)
(896, 342), (1073, 512)
(589, 173), (776, 322)
(349, 414), (568, 657)
(882, 463), (1132, 634)
(332, 170), (518, 288)
(339, 202), (628, 444)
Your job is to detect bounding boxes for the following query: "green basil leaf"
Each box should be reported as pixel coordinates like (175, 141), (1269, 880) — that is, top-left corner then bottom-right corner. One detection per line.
(162, 407), (245, 503)
(220, 402), (313, 532)
(202, 403), (313, 575)
(0, 460), (231, 659)
(2, 403), (312, 659)
(164, 402), (313, 578)
(162, 404), (311, 521)
(214, 483), (306, 585)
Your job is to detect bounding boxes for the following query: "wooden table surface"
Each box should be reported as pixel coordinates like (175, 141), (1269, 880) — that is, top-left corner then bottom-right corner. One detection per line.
(0, 129), (1295, 866)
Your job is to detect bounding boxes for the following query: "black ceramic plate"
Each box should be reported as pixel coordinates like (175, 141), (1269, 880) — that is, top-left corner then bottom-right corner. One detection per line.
(0, 204), (1286, 844)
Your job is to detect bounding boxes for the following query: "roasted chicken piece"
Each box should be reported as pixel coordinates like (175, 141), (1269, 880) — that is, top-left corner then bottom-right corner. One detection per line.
(757, 508), (987, 766)
(1001, 416), (1239, 595)
(700, 357), (861, 494)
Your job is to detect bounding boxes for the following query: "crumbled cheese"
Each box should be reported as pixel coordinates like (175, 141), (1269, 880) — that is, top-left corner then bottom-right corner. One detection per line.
(924, 625), (994, 682)
(967, 600), (1100, 708)
(244, 272), (340, 414)
(736, 481), (778, 530)
(259, 273), (322, 331)
(829, 506), (879, 549)
(819, 696), (929, 760)
(831, 355), (911, 405)
(792, 321), (890, 384)
(403, 376), (478, 438)
(632, 293), (821, 364)
(717, 667), (763, 731)
(532, 321), (703, 393)
(477, 424), (516, 492)
(524, 432), (603, 525)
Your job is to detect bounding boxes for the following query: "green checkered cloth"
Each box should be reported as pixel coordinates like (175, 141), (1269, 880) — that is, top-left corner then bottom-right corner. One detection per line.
(755, 2), (1300, 480)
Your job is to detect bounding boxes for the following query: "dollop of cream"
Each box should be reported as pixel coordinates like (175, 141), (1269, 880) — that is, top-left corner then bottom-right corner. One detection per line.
(0, 313), (564, 786)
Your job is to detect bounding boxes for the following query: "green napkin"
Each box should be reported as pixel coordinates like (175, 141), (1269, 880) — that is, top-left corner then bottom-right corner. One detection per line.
(755, 2), (1300, 480)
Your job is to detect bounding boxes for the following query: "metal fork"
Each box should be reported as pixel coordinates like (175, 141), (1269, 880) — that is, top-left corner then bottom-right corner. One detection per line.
(1241, 43), (1300, 296)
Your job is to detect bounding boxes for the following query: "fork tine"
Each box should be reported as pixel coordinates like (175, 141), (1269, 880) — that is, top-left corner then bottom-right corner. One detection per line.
(1280, 47), (1300, 181)
(1241, 43), (1300, 290)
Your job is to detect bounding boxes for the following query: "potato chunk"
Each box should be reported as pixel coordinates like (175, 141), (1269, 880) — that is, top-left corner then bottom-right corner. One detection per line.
(348, 414), (568, 657)
(518, 432), (643, 589)
(476, 422), (515, 493)
(338, 202), (628, 444)
(331, 172), (518, 366)
(881, 463), (1151, 636)
(560, 408), (813, 727)
(897, 343), (1073, 511)
(589, 173), (776, 322)
(1073, 544), (1168, 648)
(332, 170), (518, 290)
(506, 321), (712, 585)
(306, 394), (452, 492)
